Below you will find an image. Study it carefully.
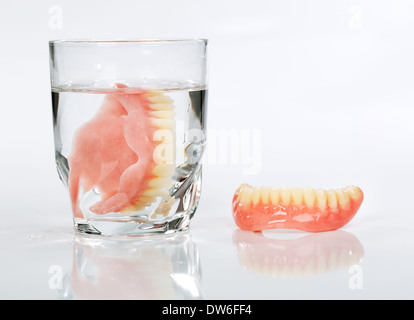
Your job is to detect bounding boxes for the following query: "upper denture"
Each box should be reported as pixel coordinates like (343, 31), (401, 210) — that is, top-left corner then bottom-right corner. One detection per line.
(68, 85), (176, 217)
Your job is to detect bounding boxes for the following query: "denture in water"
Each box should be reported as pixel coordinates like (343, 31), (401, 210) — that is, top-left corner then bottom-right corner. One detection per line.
(68, 84), (175, 218)
(232, 184), (364, 232)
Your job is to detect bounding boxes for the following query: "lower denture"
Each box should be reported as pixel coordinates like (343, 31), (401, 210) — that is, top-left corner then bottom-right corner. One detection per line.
(232, 184), (364, 232)
(68, 84), (175, 217)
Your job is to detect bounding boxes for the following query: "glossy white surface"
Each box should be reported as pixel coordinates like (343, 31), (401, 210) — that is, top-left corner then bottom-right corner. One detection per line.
(1, 205), (414, 299)
(1, 0), (414, 299)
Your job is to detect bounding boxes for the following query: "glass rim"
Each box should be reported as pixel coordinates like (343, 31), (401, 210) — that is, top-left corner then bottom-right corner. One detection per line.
(49, 38), (208, 46)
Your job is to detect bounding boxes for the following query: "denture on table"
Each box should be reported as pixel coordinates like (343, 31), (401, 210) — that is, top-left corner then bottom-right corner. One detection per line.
(68, 84), (175, 218)
(232, 184), (364, 232)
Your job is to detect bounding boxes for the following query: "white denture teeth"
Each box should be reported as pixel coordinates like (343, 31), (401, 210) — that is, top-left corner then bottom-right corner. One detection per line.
(327, 189), (338, 210)
(269, 187), (280, 205)
(280, 187), (291, 205)
(152, 118), (176, 130)
(237, 184), (362, 209)
(260, 187), (270, 204)
(152, 164), (176, 177)
(147, 94), (173, 103)
(149, 103), (174, 111)
(150, 110), (176, 119)
(291, 187), (304, 206)
(142, 188), (169, 198)
(239, 186), (253, 205)
(336, 189), (350, 209)
(304, 187), (316, 208)
(252, 187), (261, 205)
(148, 177), (173, 189)
(122, 91), (176, 213)
(316, 189), (327, 209)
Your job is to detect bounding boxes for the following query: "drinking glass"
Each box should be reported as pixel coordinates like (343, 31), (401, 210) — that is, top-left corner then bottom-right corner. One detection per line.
(49, 39), (208, 236)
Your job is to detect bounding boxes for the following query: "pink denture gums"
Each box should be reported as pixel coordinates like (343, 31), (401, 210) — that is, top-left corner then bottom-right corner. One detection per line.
(68, 84), (175, 218)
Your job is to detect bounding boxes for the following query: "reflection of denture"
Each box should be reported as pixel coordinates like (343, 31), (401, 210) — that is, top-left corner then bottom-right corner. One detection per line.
(232, 184), (364, 232)
(233, 229), (364, 278)
(68, 84), (175, 218)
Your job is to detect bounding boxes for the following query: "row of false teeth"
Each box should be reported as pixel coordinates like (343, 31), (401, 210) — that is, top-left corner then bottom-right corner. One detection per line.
(237, 184), (362, 210)
(122, 92), (176, 213)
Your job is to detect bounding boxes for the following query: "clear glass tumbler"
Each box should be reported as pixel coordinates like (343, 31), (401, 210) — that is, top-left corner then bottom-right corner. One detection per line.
(49, 39), (208, 236)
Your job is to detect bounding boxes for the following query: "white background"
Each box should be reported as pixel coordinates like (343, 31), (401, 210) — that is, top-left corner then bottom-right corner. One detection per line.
(1, 0), (414, 299)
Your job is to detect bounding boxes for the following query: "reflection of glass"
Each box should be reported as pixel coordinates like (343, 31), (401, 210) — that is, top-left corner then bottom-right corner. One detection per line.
(60, 232), (202, 299)
(233, 230), (364, 278)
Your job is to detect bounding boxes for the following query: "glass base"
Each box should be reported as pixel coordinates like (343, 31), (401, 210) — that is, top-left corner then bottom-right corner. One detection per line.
(74, 211), (194, 237)
(72, 164), (202, 237)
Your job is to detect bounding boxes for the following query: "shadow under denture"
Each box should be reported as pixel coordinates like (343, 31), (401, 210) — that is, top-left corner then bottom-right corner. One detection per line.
(65, 232), (203, 300)
(68, 84), (176, 217)
(232, 229), (364, 279)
